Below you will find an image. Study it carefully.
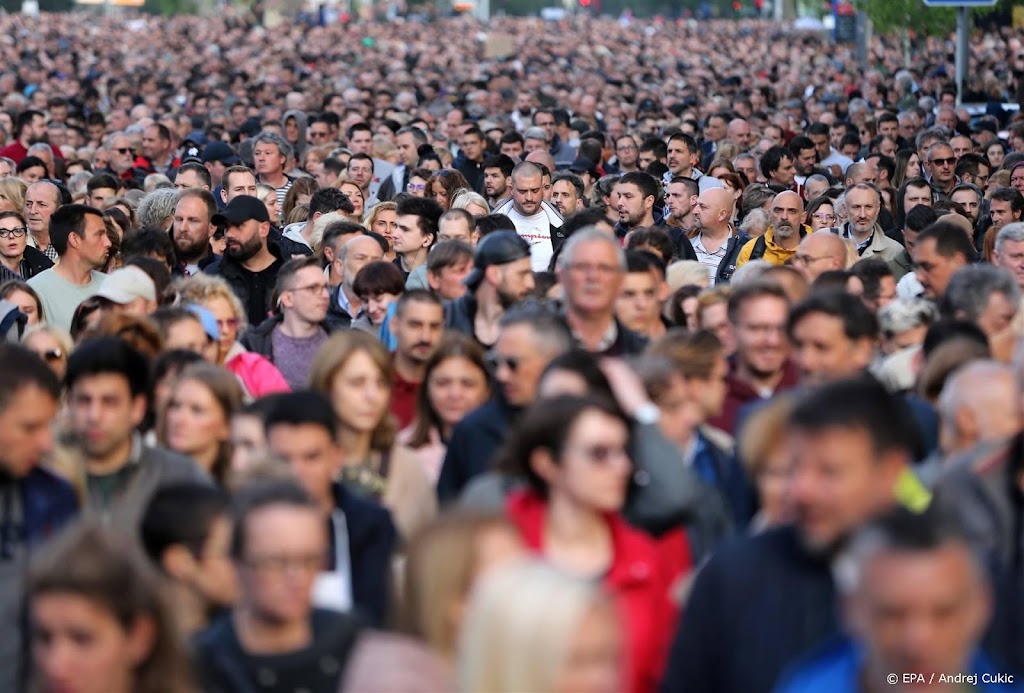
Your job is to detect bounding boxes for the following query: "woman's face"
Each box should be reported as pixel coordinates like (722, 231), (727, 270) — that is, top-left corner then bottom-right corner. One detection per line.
(304, 154), (323, 176)
(809, 203), (836, 231)
(987, 144), (1005, 169)
(366, 292), (398, 326)
(554, 604), (624, 693)
(709, 166), (731, 179)
(372, 209), (398, 247)
(23, 330), (66, 380)
(465, 202), (489, 217)
(427, 356), (489, 432)
(907, 154), (921, 179)
(7, 288), (38, 324)
(32, 593), (153, 693)
(340, 183), (364, 216)
(408, 176), (428, 198)
(756, 448), (792, 527)
(203, 295), (240, 356)
(164, 378), (229, 464)
(20, 165), (45, 184)
(262, 193), (279, 224)
(331, 350), (390, 434)
(546, 409), (632, 513)
(681, 296), (700, 332)
(164, 317), (217, 363)
(432, 181), (449, 209)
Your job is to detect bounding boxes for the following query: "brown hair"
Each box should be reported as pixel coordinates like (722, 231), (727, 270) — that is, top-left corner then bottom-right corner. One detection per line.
(646, 328), (724, 379)
(308, 330), (397, 451)
(405, 333), (489, 448)
(282, 176), (319, 220)
(739, 393), (796, 478)
(82, 313), (163, 359)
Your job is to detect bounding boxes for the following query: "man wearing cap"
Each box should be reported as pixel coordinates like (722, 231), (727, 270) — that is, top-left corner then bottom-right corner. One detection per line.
(204, 196), (284, 326)
(444, 230), (535, 348)
(492, 161), (565, 273)
(202, 142), (241, 208)
(92, 266), (157, 317)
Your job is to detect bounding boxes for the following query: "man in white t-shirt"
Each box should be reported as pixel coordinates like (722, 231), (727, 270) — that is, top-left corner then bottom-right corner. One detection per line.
(492, 161), (564, 272)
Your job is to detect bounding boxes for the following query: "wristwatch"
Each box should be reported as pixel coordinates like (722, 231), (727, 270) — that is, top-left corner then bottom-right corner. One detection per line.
(633, 402), (661, 426)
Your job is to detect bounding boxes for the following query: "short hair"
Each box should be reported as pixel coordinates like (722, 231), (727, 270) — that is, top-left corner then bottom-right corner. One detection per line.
(787, 289), (879, 341)
(626, 227), (675, 262)
(789, 135), (816, 157)
(878, 297), (939, 338)
(944, 265), (1021, 322)
(551, 171), (584, 199)
(263, 390), (338, 440)
(87, 173), (120, 194)
(65, 336), (150, 399)
(141, 483), (230, 563)
(905, 205), (939, 233)
(475, 213), (516, 238)
(348, 152), (374, 172)
(395, 195), (443, 244)
(221, 165), (255, 191)
(639, 137), (667, 160)
(624, 248), (665, 279)
(252, 131), (293, 161)
(309, 187), (353, 217)
(427, 239), (474, 275)
(916, 221), (978, 262)
(850, 257), (893, 302)
(175, 188), (217, 223)
(789, 376), (917, 457)
(499, 131), (524, 147)
(989, 186), (1024, 214)
(137, 189), (180, 230)
(121, 227), (174, 263)
(275, 255), (322, 302)
(395, 288), (443, 319)
(499, 301), (573, 356)
(352, 260), (405, 299)
(174, 163), (212, 189)
(955, 153), (988, 180)
(230, 478), (319, 560)
(0, 344), (61, 413)
(15, 110), (43, 138)
(49, 203), (103, 257)
(668, 132), (698, 155)
(646, 329), (724, 379)
(760, 145), (793, 179)
(483, 154), (515, 178)
(995, 222), (1024, 254)
(617, 171), (659, 202)
(727, 280), (789, 323)
(396, 125), (429, 146)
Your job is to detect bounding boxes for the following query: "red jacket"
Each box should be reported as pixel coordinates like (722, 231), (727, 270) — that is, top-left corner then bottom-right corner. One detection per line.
(506, 490), (683, 693)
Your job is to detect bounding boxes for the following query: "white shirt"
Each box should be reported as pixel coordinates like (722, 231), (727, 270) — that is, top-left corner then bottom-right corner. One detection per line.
(507, 206), (553, 272)
(692, 233), (729, 285)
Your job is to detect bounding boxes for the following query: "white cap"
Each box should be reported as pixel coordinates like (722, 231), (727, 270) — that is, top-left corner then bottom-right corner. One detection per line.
(94, 266), (156, 305)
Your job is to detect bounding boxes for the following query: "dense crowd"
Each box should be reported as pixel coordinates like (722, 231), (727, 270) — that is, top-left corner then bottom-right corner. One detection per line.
(3, 8), (1024, 693)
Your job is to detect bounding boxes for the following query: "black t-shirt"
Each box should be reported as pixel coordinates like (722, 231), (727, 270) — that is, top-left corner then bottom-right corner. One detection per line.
(193, 608), (363, 693)
(239, 260), (282, 326)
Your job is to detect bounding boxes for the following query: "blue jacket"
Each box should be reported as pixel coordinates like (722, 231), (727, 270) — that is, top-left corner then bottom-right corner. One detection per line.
(7, 467), (78, 549)
(775, 636), (1019, 693)
(437, 397), (515, 503)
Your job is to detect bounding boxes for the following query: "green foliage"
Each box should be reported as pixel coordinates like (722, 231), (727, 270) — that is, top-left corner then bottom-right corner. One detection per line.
(860, 0), (957, 35)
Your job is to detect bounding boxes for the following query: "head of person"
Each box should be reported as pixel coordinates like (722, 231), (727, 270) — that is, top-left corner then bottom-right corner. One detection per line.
(613, 171), (658, 229)
(788, 377), (917, 555)
(211, 195), (271, 264)
(426, 240), (473, 301)
(787, 290), (878, 385)
(0, 344), (61, 477)
(465, 230), (535, 306)
(927, 142), (957, 187)
(24, 180), (62, 239)
(805, 195), (837, 233)
(251, 132), (291, 178)
(173, 162), (212, 192)
(393, 195), (442, 258)
(937, 359), (1020, 455)
(229, 479), (326, 628)
(172, 188), (218, 263)
(275, 255), (329, 325)
(172, 273), (247, 361)
(693, 187), (734, 234)
(988, 186), (1024, 233)
(665, 176), (698, 222)
(29, 522), (191, 693)
(510, 161), (545, 217)
(437, 208), (477, 246)
(943, 265), (1020, 339)
(615, 250), (666, 336)
(837, 508), (992, 690)
(390, 289), (444, 365)
(86, 173), (121, 208)
(0, 209), (29, 267)
(761, 145), (797, 187)
(770, 191), (805, 241)
(396, 126), (429, 168)
(993, 222), (1024, 290)
(877, 297), (938, 356)
(845, 183), (881, 237)
(556, 228), (625, 318)
(352, 260), (405, 326)
(646, 328), (729, 429)
(309, 330), (395, 450)
(666, 132), (698, 176)
(793, 232), (848, 283)
(482, 154), (514, 201)
(91, 265), (158, 318)
(490, 304), (573, 407)
(140, 483), (237, 619)
(142, 123), (173, 162)
(728, 281), (791, 380)
(401, 512), (525, 660)
(220, 165), (258, 205)
(457, 560), (623, 693)
(912, 221), (977, 299)
(739, 394), (796, 528)
(336, 232), (383, 293)
(551, 171), (584, 217)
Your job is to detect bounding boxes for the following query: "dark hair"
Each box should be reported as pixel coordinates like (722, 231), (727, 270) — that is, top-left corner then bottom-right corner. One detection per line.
(395, 195), (443, 244)
(624, 248), (666, 279)
(916, 221), (977, 262)
(560, 207), (610, 239)
(309, 186), (353, 217)
(626, 226), (674, 262)
(552, 171), (585, 199)
(954, 153), (988, 180)
(483, 154), (515, 179)
(0, 344), (60, 412)
(787, 289), (879, 341)
(639, 136), (667, 160)
(921, 318), (990, 358)
(141, 482), (230, 563)
(760, 146), (793, 179)
(124, 256), (172, 304)
(49, 204), (103, 257)
(904, 204), (939, 234)
(989, 186), (1024, 213)
(617, 171), (659, 202)
(894, 177), (933, 229)
(499, 131), (524, 147)
(539, 349), (615, 400)
(121, 227), (174, 265)
(789, 375), (917, 457)
(15, 109), (43, 138)
(87, 173), (121, 194)
(353, 260), (405, 299)
(0, 279), (43, 322)
(174, 163), (212, 189)
(850, 257), (893, 302)
(230, 478), (320, 559)
(65, 336), (150, 399)
(475, 213), (516, 238)
(427, 239), (474, 275)
(496, 395), (627, 498)
(789, 135), (816, 158)
(263, 390), (339, 440)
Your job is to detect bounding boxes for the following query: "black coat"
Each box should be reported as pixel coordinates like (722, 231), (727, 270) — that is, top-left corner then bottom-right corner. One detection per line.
(18, 245), (52, 279)
(332, 483), (397, 628)
(203, 241), (285, 326)
(660, 525), (839, 693)
(437, 397), (515, 503)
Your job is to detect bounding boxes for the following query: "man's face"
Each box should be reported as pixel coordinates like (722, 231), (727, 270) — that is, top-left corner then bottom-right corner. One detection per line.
(174, 169), (207, 191)
(76, 213), (112, 268)
(0, 384), (57, 478)
(993, 238), (1024, 289)
(460, 134), (484, 162)
(615, 271), (660, 334)
(223, 172), (258, 203)
(614, 182), (650, 228)
(87, 187), (117, 209)
(795, 147), (817, 176)
(205, 160), (228, 187)
(831, 124), (848, 150)
(492, 323), (549, 407)
(141, 126), (168, 161)
(173, 196), (214, 259)
(913, 237), (963, 299)
(849, 545), (991, 687)
(224, 219), (266, 262)
(810, 134), (831, 161)
(638, 149), (659, 171)
(281, 266), (329, 325)
(396, 132), (420, 167)
(550, 180), (580, 216)
(349, 129), (373, 155)
(438, 217), (474, 245)
(950, 136), (973, 160)
(428, 259), (472, 300)
(393, 214), (431, 255)
(492, 257), (535, 306)
(24, 183), (59, 236)
(392, 301), (444, 365)
(877, 119), (898, 139)
(903, 185), (932, 217)
(340, 237), (383, 292)
(966, 164), (990, 192)
(253, 141), (285, 177)
(533, 113), (556, 142)
(524, 137), (547, 154)
(557, 240), (623, 317)
(973, 290), (1018, 338)
(989, 199), (1020, 231)
(770, 155), (797, 187)
(704, 116), (726, 142)
(847, 188), (880, 237)
(511, 172), (543, 217)
(666, 182), (694, 220)
(771, 193), (804, 239)
(347, 158), (373, 189)
(236, 504), (325, 624)
(500, 140), (523, 159)
(666, 139), (694, 175)
(847, 165), (878, 188)
(791, 312), (872, 385)
(483, 167), (509, 199)
(308, 122), (331, 145)
(267, 423), (342, 506)
(733, 296), (789, 378)
(27, 114), (46, 143)
(615, 137), (639, 167)
(67, 373), (144, 463)
(735, 157), (758, 185)
(789, 426), (901, 552)
(928, 146), (956, 186)
(950, 190), (980, 222)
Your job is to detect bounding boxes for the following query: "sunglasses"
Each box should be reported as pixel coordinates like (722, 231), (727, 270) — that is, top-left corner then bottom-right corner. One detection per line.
(929, 157), (956, 167)
(486, 352), (520, 373)
(114, 147), (133, 155)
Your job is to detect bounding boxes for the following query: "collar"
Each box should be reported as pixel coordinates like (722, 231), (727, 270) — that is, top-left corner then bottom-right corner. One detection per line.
(571, 319), (617, 353)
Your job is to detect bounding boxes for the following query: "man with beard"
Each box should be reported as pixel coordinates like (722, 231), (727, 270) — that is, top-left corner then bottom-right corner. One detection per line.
(444, 231), (535, 348)
(666, 133), (702, 182)
(388, 290), (444, 428)
(171, 189), (219, 276)
(665, 176), (699, 232)
(836, 183), (906, 279)
(612, 171), (659, 238)
(736, 191), (810, 267)
(550, 171), (584, 217)
(663, 378), (921, 693)
(482, 154), (513, 208)
(492, 161), (564, 272)
(204, 196), (284, 325)
(0, 110), (55, 165)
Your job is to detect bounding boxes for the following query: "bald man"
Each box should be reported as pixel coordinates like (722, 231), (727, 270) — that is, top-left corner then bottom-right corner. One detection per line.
(524, 149), (557, 200)
(938, 360), (1020, 457)
(793, 232), (848, 282)
(736, 191), (810, 268)
(692, 187), (742, 285)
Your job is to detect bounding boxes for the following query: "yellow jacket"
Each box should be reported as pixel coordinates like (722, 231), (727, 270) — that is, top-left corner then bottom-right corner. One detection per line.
(735, 224), (813, 268)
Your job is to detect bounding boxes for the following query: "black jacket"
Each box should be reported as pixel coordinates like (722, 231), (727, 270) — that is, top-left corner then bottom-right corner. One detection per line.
(332, 483), (397, 628)
(203, 241), (285, 326)
(270, 226), (313, 259)
(18, 245), (52, 279)
(325, 286), (355, 331)
(443, 292), (489, 346)
(660, 525), (839, 693)
(437, 396), (515, 503)
(714, 232), (750, 285)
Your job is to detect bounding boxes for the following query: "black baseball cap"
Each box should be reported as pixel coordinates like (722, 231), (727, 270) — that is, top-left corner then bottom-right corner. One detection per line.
(201, 141), (241, 165)
(569, 157), (595, 175)
(211, 195), (270, 227)
(464, 231), (532, 290)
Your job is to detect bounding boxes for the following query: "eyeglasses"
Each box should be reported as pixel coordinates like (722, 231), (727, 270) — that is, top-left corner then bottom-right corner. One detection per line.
(286, 283), (328, 296)
(792, 254), (828, 266)
(309, 131), (330, 139)
(216, 317), (240, 330)
(114, 147), (133, 155)
(407, 183), (426, 192)
(811, 213), (836, 223)
(0, 226), (27, 238)
(244, 552), (326, 574)
(487, 352), (520, 373)
(929, 157), (956, 167)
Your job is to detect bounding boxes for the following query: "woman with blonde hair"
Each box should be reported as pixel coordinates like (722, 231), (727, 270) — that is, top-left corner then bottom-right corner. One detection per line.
(337, 177), (366, 217)
(308, 330), (436, 539)
(256, 183), (280, 225)
(457, 560), (624, 693)
(449, 189), (489, 217)
(157, 362), (245, 484)
(364, 201), (398, 261)
(171, 273), (289, 398)
(738, 394), (796, 531)
(0, 175), (27, 213)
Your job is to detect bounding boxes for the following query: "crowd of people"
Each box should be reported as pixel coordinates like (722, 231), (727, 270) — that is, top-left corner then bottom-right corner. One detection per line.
(2, 8), (1024, 693)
